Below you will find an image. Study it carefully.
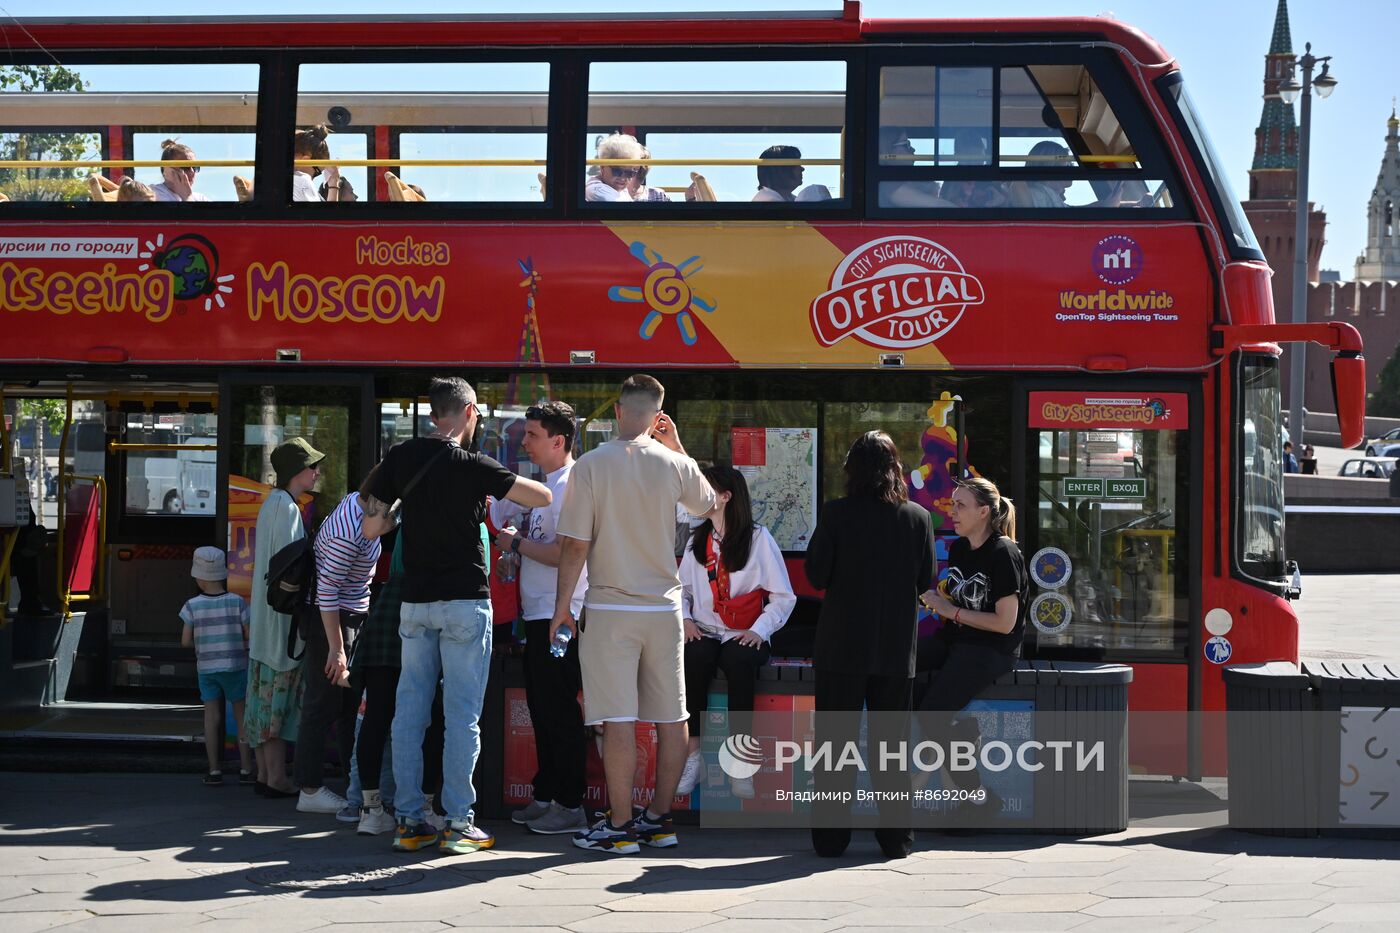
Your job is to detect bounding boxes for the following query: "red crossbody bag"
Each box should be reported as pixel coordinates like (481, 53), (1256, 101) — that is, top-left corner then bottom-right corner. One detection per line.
(705, 535), (767, 630)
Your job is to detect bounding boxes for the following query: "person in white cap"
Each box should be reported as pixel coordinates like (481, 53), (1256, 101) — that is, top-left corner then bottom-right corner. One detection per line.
(180, 546), (253, 786)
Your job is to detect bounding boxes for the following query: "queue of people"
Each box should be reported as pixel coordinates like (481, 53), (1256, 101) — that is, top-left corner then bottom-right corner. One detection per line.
(181, 373), (1025, 860)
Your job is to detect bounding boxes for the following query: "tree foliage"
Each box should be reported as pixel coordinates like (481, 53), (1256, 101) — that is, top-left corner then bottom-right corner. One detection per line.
(0, 64), (97, 201)
(17, 399), (67, 426)
(1369, 339), (1400, 418)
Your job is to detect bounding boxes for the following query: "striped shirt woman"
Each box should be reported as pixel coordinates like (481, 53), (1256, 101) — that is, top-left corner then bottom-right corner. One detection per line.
(314, 492), (381, 612)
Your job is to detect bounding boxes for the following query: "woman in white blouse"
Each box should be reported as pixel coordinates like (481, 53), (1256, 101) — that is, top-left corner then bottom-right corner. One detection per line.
(677, 464), (795, 800)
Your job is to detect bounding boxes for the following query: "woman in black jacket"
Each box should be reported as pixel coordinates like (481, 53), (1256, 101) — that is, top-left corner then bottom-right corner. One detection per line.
(804, 431), (933, 859)
(918, 476), (1027, 822)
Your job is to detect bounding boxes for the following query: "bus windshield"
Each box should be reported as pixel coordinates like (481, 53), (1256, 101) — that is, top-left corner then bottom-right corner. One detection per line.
(1238, 355), (1286, 580)
(1159, 74), (1263, 257)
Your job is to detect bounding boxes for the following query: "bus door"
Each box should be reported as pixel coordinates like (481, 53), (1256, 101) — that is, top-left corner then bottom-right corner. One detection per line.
(220, 375), (374, 608)
(1018, 383), (1200, 775)
(98, 391), (220, 700)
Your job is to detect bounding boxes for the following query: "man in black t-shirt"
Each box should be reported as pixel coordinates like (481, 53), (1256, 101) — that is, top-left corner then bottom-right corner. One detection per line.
(368, 376), (551, 855)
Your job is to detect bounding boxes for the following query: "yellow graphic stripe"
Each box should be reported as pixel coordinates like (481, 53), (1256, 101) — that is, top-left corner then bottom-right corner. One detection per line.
(604, 223), (951, 368)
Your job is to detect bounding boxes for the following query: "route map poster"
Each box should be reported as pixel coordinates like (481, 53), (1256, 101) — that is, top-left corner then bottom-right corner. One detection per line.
(731, 427), (818, 552)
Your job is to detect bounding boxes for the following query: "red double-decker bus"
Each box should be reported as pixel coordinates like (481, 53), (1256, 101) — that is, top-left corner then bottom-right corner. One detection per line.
(0, 3), (1365, 777)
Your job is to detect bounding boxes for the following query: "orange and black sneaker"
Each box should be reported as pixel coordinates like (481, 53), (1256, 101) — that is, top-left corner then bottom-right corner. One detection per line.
(572, 815), (640, 855)
(439, 818), (495, 855)
(392, 817), (440, 852)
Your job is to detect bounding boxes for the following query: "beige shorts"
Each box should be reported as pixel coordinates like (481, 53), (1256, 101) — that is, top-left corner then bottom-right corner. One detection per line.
(579, 607), (687, 725)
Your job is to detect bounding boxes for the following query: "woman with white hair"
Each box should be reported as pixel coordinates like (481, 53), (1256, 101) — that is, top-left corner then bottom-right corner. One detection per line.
(586, 133), (644, 202)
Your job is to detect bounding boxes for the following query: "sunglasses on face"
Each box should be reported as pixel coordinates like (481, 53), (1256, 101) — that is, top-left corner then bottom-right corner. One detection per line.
(169, 165), (200, 175)
(606, 166), (640, 179)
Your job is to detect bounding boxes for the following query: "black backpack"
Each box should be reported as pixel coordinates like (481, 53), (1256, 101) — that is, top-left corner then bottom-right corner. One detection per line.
(265, 535), (315, 615)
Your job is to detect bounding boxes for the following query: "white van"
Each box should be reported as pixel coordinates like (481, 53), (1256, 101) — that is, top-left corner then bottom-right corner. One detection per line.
(127, 437), (216, 515)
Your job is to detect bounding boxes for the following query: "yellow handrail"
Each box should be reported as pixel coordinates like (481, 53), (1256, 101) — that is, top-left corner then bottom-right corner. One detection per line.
(107, 442), (217, 453)
(0, 156), (839, 169)
(55, 386), (72, 620)
(0, 529), (17, 629)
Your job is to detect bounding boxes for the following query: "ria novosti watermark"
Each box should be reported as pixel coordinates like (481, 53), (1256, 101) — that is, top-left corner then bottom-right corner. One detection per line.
(718, 733), (1106, 780)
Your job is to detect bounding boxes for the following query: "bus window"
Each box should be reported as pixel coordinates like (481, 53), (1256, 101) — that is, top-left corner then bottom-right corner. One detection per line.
(121, 412), (218, 517)
(295, 62), (550, 203)
(874, 60), (1173, 211)
(585, 60), (846, 205)
(1, 63), (259, 204)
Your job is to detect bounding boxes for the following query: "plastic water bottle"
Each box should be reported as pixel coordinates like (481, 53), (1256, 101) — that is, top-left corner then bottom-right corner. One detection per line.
(549, 626), (573, 658)
(495, 549), (519, 583)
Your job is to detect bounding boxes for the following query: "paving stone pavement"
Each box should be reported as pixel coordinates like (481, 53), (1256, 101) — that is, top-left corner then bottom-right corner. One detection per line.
(1, 774), (1396, 931)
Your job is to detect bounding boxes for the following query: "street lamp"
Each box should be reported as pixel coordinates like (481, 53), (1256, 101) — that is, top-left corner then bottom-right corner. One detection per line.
(1279, 43), (1336, 447)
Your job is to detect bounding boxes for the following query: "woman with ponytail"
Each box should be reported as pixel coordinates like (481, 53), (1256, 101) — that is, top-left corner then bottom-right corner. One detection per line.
(917, 476), (1028, 821)
(152, 139), (211, 202)
(292, 125), (346, 202)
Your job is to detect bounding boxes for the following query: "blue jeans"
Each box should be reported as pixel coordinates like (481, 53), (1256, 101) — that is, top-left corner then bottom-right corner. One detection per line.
(346, 710), (395, 809)
(392, 599), (492, 824)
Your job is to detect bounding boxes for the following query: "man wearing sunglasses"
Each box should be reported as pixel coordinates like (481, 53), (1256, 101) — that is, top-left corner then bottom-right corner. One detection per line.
(585, 132), (645, 202)
(367, 377), (552, 855)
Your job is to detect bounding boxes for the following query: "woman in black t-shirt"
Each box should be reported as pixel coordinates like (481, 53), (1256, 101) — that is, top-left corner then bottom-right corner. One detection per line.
(917, 477), (1028, 815)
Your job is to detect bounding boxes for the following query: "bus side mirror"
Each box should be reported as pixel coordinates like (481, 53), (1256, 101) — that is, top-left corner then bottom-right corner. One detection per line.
(1330, 352), (1366, 449)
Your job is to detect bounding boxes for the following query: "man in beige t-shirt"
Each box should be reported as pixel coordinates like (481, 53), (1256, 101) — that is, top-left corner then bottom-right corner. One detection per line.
(552, 374), (715, 854)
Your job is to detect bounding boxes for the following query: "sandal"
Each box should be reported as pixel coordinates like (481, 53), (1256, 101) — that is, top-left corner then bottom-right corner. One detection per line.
(238, 770), (256, 786)
(203, 771), (224, 786)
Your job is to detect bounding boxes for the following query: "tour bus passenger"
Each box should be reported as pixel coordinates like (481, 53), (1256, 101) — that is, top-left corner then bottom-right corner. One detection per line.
(628, 146), (671, 202)
(586, 133), (644, 202)
(367, 377), (551, 855)
(292, 124), (343, 202)
(940, 130), (1009, 209)
(917, 477), (1027, 826)
(752, 145), (804, 202)
(1011, 140), (1073, 207)
(293, 476), (398, 817)
(246, 438), (324, 799)
(877, 128), (951, 208)
(551, 374), (716, 855)
(805, 431), (934, 860)
(152, 139), (212, 202)
(117, 178), (157, 202)
(677, 465), (795, 800)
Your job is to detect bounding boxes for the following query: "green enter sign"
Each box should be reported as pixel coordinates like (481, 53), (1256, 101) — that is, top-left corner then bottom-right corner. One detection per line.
(1106, 478), (1148, 499)
(1063, 477), (1104, 497)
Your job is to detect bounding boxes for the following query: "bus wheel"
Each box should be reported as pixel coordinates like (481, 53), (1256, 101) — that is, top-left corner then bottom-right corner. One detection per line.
(163, 491), (183, 514)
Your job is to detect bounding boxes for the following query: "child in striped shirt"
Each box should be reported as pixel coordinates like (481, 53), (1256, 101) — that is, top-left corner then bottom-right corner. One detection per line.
(180, 546), (254, 786)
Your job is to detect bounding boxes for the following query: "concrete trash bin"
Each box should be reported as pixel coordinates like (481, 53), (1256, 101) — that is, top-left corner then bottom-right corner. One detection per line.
(1223, 661), (1320, 836)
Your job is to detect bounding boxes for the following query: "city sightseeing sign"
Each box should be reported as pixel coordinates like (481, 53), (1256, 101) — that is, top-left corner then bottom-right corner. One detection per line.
(810, 236), (985, 349)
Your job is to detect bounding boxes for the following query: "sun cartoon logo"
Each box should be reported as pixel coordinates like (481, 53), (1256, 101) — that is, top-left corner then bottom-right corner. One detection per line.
(137, 232), (235, 312)
(607, 241), (716, 346)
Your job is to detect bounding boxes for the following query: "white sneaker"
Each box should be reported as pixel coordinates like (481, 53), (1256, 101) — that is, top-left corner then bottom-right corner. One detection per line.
(729, 775), (755, 800)
(676, 750), (706, 796)
(297, 786), (348, 814)
(357, 805), (396, 836)
(511, 798), (552, 824)
(526, 802), (589, 835)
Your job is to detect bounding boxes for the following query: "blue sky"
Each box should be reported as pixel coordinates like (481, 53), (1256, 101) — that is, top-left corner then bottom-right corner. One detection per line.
(3, 0), (1396, 274)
